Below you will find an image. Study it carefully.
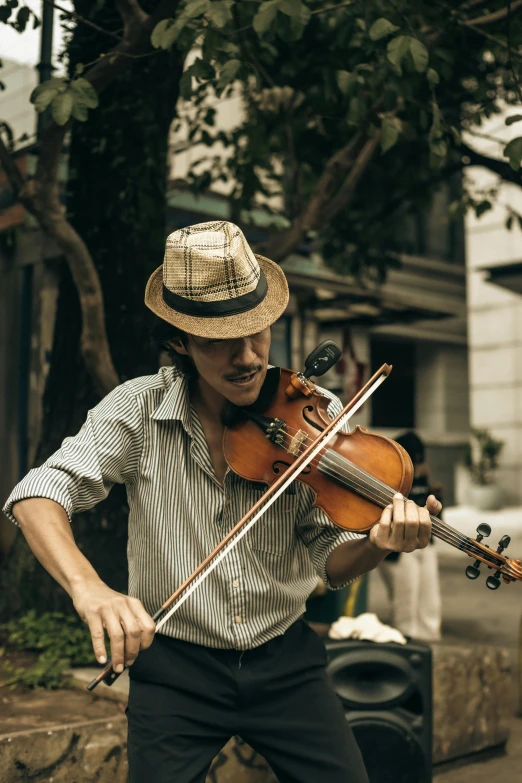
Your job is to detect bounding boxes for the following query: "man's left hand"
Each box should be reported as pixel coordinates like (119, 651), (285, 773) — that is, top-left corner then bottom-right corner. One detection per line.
(368, 493), (441, 553)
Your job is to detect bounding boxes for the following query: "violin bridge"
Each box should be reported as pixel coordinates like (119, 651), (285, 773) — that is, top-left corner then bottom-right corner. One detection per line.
(287, 429), (308, 457)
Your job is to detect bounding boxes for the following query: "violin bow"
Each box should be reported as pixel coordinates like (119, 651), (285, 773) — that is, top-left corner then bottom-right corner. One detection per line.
(87, 364), (392, 691)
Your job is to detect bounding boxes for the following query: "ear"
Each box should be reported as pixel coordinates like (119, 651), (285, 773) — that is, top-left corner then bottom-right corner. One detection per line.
(167, 337), (189, 357)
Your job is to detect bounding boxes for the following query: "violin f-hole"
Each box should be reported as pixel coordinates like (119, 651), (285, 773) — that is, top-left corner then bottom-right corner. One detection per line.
(302, 405), (325, 433)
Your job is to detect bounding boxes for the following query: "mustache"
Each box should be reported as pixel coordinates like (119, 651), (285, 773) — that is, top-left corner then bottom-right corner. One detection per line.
(225, 365), (262, 381)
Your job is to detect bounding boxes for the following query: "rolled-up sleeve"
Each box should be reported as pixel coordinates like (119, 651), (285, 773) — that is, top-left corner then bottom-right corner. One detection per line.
(295, 388), (365, 589)
(3, 383), (143, 525)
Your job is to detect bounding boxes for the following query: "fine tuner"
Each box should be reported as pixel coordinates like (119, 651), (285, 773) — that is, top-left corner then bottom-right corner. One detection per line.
(465, 523), (512, 590)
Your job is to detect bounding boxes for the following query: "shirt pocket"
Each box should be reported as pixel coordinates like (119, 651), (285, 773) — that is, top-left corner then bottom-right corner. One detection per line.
(247, 486), (297, 556)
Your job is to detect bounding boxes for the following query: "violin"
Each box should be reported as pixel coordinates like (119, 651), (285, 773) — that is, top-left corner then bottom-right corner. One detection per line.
(224, 341), (522, 588)
(88, 342), (522, 692)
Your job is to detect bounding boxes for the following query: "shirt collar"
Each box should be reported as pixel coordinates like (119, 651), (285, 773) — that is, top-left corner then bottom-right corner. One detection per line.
(150, 370), (192, 434)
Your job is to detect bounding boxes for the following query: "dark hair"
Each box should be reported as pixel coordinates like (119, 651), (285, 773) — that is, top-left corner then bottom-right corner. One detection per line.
(150, 316), (195, 376)
(395, 431), (425, 466)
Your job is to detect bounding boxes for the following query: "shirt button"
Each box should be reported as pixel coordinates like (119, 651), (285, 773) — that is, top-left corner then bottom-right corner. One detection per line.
(233, 579), (239, 588)
(235, 615), (242, 624)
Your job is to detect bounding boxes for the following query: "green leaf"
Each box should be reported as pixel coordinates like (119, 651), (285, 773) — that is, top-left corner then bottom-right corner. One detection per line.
(386, 35), (410, 75)
(475, 200), (491, 218)
(51, 91), (74, 126)
(279, 0), (308, 19)
(30, 78), (66, 112)
(449, 125), (461, 144)
(15, 5), (30, 31)
(206, 0), (233, 28)
(409, 38), (429, 72)
(369, 18), (399, 42)
(70, 78), (98, 109)
(381, 116), (401, 153)
(505, 114), (522, 126)
(336, 70), (358, 95)
(151, 18), (184, 49)
(184, 0), (211, 18)
(427, 68), (439, 86)
(218, 58), (241, 89)
(253, 0), (279, 35)
(179, 70), (193, 100)
(429, 138), (447, 158)
(190, 58), (215, 81)
(504, 137), (522, 171)
(71, 102), (88, 122)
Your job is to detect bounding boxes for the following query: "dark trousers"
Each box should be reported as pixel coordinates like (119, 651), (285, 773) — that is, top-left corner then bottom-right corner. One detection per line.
(127, 619), (369, 783)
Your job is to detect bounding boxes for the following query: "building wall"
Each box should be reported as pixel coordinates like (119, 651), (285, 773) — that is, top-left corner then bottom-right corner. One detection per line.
(464, 110), (522, 505)
(0, 59), (37, 143)
(466, 178), (522, 505)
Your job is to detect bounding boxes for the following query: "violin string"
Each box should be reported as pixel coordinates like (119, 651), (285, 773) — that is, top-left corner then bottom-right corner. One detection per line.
(316, 458), (500, 565)
(277, 420), (480, 545)
(274, 425), (502, 567)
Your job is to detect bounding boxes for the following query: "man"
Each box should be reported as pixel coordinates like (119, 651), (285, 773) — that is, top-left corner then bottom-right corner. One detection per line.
(4, 221), (440, 783)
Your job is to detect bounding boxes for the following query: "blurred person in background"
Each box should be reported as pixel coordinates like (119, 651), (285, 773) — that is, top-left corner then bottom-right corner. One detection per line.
(378, 431), (442, 643)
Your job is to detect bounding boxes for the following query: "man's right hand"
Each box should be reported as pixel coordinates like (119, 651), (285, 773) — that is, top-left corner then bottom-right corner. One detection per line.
(72, 581), (156, 672)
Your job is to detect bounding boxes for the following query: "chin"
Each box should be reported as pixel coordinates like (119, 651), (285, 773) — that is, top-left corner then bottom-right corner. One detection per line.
(223, 373), (265, 407)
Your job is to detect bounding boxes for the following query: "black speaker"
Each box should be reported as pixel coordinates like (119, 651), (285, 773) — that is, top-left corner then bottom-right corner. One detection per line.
(325, 639), (432, 783)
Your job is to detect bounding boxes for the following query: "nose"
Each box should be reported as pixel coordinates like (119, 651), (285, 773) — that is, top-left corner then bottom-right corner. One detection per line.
(232, 337), (257, 367)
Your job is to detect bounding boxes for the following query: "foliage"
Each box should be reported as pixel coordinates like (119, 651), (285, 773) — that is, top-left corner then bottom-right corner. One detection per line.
(464, 428), (505, 486)
(30, 76), (99, 125)
(145, 0), (522, 274)
(0, 610), (93, 689)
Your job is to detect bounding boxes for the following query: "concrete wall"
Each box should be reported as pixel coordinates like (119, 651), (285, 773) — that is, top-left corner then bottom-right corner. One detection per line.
(466, 184), (522, 504)
(465, 114), (522, 504)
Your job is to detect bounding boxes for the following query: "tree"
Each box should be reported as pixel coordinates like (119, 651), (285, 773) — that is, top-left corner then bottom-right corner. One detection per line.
(0, 0), (521, 618)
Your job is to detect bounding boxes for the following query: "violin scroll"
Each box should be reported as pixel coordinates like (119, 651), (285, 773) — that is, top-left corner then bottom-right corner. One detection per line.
(465, 524), (522, 587)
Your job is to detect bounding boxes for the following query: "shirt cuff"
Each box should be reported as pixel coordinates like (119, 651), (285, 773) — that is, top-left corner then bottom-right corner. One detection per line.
(319, 530), (366, 591)
(3, 468), (74, 525)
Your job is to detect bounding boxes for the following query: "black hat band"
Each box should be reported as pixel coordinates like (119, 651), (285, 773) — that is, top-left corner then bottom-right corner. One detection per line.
(162, 270), (268, 318)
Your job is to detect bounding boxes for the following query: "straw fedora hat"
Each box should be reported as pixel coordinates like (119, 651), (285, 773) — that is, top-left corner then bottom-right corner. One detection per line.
(145, 221), (289, 339)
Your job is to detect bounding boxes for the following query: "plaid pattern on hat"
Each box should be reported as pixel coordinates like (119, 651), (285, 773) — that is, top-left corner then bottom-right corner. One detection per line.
(164, 221), (260, 302)
(144, 220), (289, 339)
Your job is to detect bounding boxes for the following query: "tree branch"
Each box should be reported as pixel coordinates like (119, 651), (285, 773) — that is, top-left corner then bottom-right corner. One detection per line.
(465, 0), (522, 26)
(319, 132), (381, 224)
(461, 142), (522, 185)
(255, 130), (377, 262)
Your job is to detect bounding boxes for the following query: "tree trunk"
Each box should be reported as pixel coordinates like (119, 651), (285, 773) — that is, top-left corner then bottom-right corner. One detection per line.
(0, 3), (183, 619)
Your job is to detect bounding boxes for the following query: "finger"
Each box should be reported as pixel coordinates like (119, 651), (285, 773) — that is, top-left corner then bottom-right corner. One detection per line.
(369, 504), (393, 549)
(86, 613), (107, 664)
(102, 610), (126, 674)
(118, 607), (143, 666)
(129, 598), (156, 651)
(426, 494), (442, 515)
(389, 493), (406, 549)
(417, 505), (432, 548)
(402, 500), (420, 552)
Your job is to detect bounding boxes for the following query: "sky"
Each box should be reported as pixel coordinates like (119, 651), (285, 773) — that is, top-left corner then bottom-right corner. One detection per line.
(1, 0), (69, 67)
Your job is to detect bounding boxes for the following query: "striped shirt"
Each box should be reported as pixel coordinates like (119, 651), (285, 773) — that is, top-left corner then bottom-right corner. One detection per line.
(3, 366), (362, 650)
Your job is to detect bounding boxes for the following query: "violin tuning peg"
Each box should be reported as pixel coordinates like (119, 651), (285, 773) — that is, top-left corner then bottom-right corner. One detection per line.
(476, 523), (491, 542)
(496, 535), (511, 554)
(486, 571), (502, 590)
(465, 564), (481, 580)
